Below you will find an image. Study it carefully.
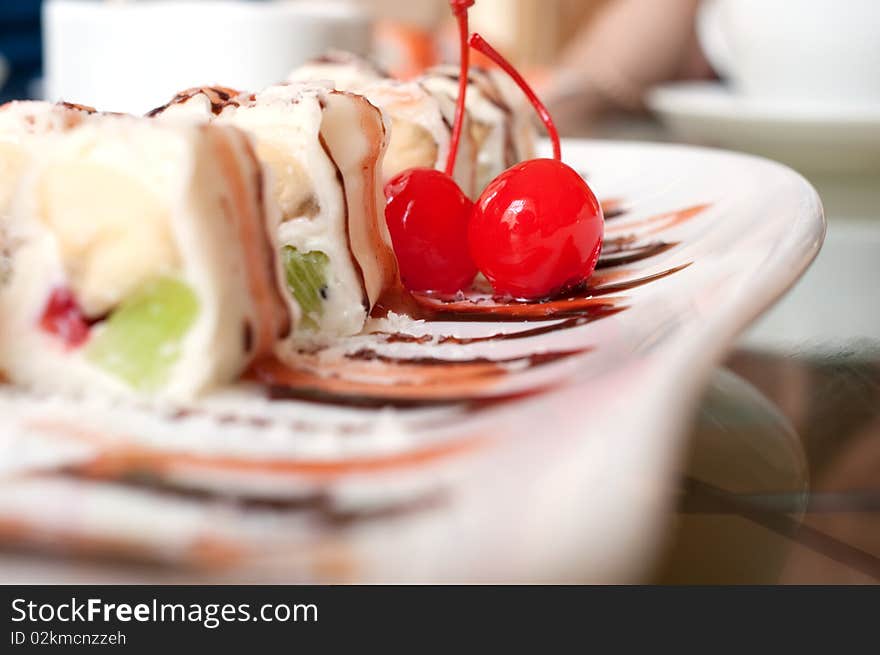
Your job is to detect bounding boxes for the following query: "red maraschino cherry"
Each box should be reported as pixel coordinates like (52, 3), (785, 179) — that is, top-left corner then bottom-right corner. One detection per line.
(384, 0), (478, 294)
(384, 169), (476, 293)
(467, 34), (604, 299)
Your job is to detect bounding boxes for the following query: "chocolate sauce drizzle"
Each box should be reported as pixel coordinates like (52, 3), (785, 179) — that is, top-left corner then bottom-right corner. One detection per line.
(376, 306), (624, 346)
(596, 240), (678, 269)
(146, 86), (242, 117)
(251, 201), (708, 408)
(601, 199), (627, 220)
(0, 200), (713, 552)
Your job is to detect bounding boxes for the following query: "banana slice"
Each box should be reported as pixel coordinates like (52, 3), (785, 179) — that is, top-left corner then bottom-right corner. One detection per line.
(38, 161), (179, 318)
(0, 113), (289, 401)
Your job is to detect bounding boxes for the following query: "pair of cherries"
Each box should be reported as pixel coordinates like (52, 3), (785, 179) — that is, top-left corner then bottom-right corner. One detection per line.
(384, 0), (604, 300)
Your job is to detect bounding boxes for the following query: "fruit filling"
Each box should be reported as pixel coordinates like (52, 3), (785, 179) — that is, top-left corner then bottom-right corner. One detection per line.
(384, 119), (440, 178)
(255, 142), (320, 222)
(38, 161), (179, 318)
(39, 287), (91, 349)
(86, 277), (198, 391)
(282, 246), (330, 330)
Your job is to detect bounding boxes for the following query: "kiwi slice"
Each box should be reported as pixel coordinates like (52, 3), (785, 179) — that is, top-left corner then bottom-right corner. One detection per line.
(282, 247), (330, 330)
(86, 277), (198, 392)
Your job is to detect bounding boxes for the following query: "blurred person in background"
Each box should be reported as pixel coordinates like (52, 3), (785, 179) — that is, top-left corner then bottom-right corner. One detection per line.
(379, 0), (715, 134)
(540, 0), (714, 134)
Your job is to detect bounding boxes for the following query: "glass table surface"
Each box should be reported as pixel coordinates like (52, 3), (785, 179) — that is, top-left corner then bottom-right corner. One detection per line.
(658, 222), (880, 584)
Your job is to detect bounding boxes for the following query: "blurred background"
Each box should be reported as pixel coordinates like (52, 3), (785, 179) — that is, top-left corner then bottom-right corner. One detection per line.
(0, 0), (613, 105)
(1, 0), (879, 584)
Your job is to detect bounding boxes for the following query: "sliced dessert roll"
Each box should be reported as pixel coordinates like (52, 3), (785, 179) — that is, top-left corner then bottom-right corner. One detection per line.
(151, 83), (407, 340)
(420, 65), (537, 193)
(0, 101), (96, 319)
(289, 57), (477, 197)
(0, 100), (95, 220)
(0, 114), (289, 400)
(288, 54), (537, 198)
(286, 51), (386, 90)
(348, 80), (477, 198)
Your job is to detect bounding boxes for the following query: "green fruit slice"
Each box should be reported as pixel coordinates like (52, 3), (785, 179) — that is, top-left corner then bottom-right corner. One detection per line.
(282, 247), (329, 330)
(86, 277), (198, 392)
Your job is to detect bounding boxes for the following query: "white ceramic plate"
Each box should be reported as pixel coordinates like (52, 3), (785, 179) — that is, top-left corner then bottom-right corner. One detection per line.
(0, 139), (824, 583)
(648, 81), (880, 174)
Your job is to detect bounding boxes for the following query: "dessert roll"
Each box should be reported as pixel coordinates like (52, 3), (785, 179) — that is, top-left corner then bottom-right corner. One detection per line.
(289, 59), (478, 197)
(289, 54), (537, 197)
(0, 101), (95, 218)
(420, 65), (537, 193)
(151, 83), (404, 341)
(347, 80), (477, 197)
(145, 86), (244, 120)
(0, 115), (289, 400)
(286, 50), (386, 90)
(0, 101), (96, 350)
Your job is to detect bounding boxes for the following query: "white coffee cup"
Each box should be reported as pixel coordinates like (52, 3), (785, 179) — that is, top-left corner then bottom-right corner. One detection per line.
(43, 0), (373, 115)
(698, 0), (880, 104)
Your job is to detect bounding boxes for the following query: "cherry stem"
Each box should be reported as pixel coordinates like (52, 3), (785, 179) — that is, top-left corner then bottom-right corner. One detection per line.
(444, 0), (474, 177)
(468, 33), (562, 161)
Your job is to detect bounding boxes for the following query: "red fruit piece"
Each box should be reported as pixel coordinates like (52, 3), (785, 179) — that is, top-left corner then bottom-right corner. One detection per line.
(39, 287), (91, 348)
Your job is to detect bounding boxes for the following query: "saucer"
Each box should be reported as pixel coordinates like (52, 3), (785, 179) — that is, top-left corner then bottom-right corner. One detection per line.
(648, 82), (880, 173)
